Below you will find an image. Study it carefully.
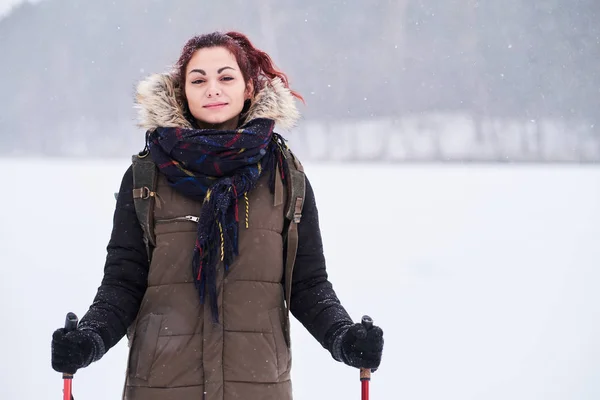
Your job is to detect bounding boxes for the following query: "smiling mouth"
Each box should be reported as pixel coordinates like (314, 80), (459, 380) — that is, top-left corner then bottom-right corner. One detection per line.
(203, 103), (228, 109)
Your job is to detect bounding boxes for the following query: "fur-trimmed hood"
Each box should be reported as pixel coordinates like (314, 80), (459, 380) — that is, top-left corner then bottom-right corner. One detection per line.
(134, 73), (300, 132)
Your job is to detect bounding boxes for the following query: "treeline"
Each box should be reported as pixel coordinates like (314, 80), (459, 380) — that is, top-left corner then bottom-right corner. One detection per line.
(0, 0), (598, 157)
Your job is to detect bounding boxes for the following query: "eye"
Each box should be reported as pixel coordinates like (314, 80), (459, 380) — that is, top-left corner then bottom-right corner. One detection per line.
(221, 76), (234, 81)
(191, 79), (205, 84)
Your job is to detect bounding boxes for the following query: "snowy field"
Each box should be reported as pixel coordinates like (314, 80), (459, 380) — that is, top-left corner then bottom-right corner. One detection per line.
(0, 158), (599, 400)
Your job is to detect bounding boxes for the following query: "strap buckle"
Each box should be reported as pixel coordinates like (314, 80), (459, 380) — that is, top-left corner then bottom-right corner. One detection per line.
(293, 197), (303, 223)
(140, 187), (152, 199)
(133, 186), (154, 200)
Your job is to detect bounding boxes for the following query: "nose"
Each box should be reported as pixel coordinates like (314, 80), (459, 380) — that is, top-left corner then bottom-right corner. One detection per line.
(206, 81), (221, 98)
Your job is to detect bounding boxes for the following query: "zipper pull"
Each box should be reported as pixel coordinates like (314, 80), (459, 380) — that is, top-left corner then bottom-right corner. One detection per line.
(185, 215), (200, 223)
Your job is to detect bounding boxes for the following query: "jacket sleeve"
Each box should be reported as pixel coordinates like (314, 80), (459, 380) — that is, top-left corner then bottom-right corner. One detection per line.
(288, 176), (354, 358)
(77, 165), (149, 353)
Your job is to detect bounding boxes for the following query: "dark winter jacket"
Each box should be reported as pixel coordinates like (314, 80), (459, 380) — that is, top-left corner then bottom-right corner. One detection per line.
(76, 73), (354, 400)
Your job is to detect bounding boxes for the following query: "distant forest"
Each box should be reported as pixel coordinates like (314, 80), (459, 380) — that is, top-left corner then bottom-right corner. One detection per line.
(1, 0), (598, 160)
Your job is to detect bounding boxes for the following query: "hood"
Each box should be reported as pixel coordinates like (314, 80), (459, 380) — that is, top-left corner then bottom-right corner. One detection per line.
(134, 72), (300, 132)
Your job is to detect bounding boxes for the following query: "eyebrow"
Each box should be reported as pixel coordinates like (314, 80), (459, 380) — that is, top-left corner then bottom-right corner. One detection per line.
(189, 68), (206, 75)
(188, 66), (235, 75)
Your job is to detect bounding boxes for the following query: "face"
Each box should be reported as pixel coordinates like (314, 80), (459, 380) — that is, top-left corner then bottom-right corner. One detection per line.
(184, 46), (252, 130)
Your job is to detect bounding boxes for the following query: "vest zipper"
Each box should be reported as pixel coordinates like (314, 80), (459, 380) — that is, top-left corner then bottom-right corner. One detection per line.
(155, 215), (200, 224)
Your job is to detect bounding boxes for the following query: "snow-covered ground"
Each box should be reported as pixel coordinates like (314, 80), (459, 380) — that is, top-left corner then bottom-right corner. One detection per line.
(0, 158), (598, 400)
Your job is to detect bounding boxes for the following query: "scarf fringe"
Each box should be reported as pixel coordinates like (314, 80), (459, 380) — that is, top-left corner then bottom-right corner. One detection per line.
(190, 133), (289, 323)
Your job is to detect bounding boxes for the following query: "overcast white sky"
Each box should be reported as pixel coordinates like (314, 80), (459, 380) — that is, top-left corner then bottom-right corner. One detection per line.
(0, 0), (22, 17)
(0, 0), (41, 19)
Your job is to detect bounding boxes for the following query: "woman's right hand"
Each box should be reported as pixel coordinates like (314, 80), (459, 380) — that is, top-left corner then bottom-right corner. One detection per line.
(51, 328), (104, 374)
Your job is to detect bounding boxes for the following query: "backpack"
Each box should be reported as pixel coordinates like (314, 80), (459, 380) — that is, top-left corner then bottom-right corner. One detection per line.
(129, 147), (306, 333)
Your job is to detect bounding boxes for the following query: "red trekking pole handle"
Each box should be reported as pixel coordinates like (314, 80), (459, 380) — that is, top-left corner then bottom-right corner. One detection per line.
(62, 312), (78, 400)
(360, 315), (373, 400)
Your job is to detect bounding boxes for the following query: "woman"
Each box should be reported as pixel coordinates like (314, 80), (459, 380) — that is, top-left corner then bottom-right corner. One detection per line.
(51, 31), (384, 400)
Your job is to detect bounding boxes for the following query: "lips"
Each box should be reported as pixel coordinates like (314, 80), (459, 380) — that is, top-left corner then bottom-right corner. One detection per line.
(203, 102), (228, 109)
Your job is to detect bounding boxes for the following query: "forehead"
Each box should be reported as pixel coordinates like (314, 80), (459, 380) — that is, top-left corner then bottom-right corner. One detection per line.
(187, 47), (239, 72)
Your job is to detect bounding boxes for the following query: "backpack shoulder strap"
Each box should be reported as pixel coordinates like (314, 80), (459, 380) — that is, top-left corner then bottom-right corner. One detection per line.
(282, 148), (306, 324)
(131, 152), (158, 262)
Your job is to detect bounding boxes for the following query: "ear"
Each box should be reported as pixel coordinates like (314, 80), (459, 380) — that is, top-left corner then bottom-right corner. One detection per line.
(245, 80), (255, 99)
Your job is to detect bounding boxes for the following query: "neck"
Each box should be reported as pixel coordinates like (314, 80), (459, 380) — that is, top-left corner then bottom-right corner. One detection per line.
(194, 115), (240, 131)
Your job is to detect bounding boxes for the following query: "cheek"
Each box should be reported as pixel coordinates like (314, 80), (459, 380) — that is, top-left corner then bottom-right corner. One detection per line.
(185, 86), (195, 106)
(185, 87), (204, 113)
(230, 84), (248, 108)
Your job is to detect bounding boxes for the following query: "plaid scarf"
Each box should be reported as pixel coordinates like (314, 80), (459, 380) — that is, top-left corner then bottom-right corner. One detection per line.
(147, 117), (289, 322)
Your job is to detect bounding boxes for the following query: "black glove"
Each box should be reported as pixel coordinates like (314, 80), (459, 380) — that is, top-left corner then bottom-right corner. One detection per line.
(51, 328), (105, 374)
(332, 321), (384, 370)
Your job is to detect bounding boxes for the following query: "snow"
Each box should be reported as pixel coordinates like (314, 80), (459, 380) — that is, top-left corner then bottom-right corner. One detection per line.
(1, 158), (599, 399)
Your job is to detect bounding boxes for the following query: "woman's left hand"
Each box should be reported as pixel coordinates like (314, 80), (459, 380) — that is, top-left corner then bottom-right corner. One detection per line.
(335, 320), (384, 370)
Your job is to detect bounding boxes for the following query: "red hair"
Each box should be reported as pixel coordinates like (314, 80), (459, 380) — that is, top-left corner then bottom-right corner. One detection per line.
(175, 31), (304, 103)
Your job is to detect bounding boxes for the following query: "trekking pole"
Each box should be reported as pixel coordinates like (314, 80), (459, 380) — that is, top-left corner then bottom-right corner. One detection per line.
(62, 312), (79, 400)
(360, 315), (373, 400)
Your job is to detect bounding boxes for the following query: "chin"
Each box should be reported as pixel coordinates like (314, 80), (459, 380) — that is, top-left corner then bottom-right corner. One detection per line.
(203, 116), (228, 124)
(194, 113), (239, 129)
